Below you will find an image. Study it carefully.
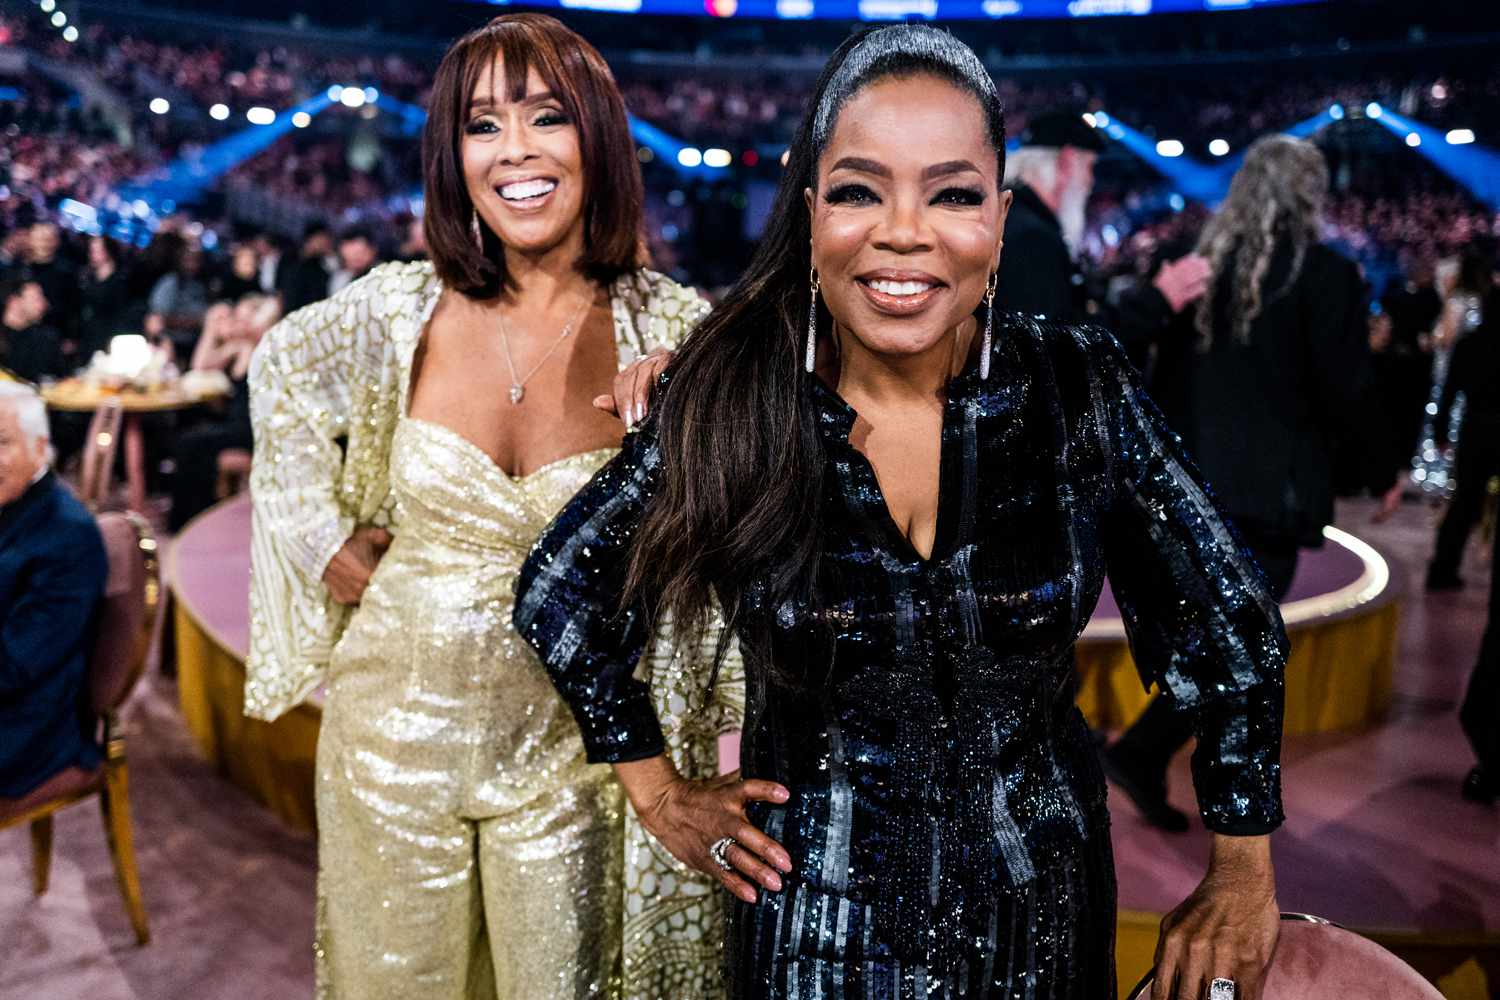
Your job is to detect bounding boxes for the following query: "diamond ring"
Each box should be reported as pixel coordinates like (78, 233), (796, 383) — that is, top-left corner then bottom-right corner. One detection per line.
(708, 836), (736, 872)
(1208, 978), (1237, 1000)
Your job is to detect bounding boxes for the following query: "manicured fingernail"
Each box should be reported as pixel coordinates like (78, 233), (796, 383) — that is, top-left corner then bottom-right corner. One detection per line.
(766, 873), (782, 892)
(773, 786), (789, 802)
(777, 855), (792, 873)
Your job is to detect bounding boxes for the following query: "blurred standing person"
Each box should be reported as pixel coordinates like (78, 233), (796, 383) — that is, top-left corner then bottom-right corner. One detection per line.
(279, 221), (336, 313)
(1102, 136), (1393, 830)
(1426, 254), (1498, 591)
(993, 111), (1103, 323)
(146, 240), (212, 366)
(77, 235), (140, 359)
(328, 226), (381, 297)
(218, 242), (262, 302)
(20, 222), (77, 356)
(248, 15), (737, 999)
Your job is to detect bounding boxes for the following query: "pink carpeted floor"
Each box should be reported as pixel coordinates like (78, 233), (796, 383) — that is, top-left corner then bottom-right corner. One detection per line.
(1, 497), (1495, 1000)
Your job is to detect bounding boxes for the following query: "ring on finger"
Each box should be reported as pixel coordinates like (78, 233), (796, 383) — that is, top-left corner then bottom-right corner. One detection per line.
(708, 836), (736, 872)
(1207, 978), (1236, 1000)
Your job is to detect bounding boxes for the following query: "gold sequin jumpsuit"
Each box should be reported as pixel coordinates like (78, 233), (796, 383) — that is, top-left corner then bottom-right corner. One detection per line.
(247, 262), (743, 1000)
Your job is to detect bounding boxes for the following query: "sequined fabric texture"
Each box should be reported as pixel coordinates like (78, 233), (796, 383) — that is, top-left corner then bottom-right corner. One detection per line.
(249, 261), (744, 1000)
(516, 315), (1288, 999)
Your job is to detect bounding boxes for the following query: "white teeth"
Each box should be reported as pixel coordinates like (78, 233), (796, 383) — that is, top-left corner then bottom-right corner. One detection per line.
(868, 279), (934, 297)
(499, 179), (557, 201)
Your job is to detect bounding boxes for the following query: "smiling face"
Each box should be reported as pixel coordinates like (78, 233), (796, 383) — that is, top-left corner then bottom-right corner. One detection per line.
(463, 60), (586, 263)
(807, 74), (1010, 365)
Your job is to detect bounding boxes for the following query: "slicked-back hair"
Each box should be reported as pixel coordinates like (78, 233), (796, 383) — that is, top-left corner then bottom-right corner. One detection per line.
(422, 13), (646, 299)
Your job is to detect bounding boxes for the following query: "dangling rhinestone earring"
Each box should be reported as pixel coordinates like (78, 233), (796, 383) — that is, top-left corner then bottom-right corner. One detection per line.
(471, 210), (484, 252)
(805, 264), (820, 374)
(979, 271), (997, 381)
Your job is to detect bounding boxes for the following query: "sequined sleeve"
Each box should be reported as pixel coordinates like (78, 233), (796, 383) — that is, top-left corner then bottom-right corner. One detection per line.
(513, 423), (667, 764)
(1092, 328), (1288, 835)
(246, 274), (390, 719)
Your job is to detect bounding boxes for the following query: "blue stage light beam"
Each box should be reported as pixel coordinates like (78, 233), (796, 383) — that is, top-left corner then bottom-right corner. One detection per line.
(115, 93), (334, 210)
(1093, 115), (1226, 204)
(1368, 108), (1500, 210)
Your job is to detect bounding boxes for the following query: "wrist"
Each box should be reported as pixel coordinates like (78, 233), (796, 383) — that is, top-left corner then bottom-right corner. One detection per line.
(1208, 833), (1274, 879)
(614, 755), (684, 822)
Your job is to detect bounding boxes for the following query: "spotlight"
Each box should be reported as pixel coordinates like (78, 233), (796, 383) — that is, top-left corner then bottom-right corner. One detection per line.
(1156, 139), (1184, 158)
(1082, 112), (1096, 128)
(1094, 111), (1110, 128)
(1366, 102), (1383, 119)
(247, 106), (276, 125)
(292, 111), (312, 129)
(1329, 104), (1345, 120)
(39, 0), (55, 11)
(703, 148), (732, 168)
(339, 87), (366, 109)
(1446, 128), (1476, 145)
(327, 85), (343, 102)
(62, 25), (77, 42)
(363, 87), (379, 104)
(1405, 132), (1421, 147)
(1431, 84), (1448, 101)
(209, 103), (230, 121)
(677, 147), (703, 168)
(149, 98), (170, 115)
(1208, 139), (1230, 157)
(50, 10), (65, 26)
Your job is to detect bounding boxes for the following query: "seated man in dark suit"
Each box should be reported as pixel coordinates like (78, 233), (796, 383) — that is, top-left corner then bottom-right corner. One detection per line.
(0, 276), (65, 384)
(0, 382), (108, 800)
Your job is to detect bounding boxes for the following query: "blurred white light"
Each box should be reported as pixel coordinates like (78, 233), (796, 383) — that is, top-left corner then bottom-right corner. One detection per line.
(1446, 128), (1475, 145)
(363, 86), (379, 104)
(132, 199), (150, 217)
(1168, 193), (1186, 212)
(326, 85), (344, 102)
(1431, 83), (1448, 100)
(39, 0), (56, 11)
(1094, 111), (1110, 128)
(1329, 104), (1345, 120)
(339, 87), (366, 109)
(1366, 102), (1383, 119)
(677, 147), (704, 168)
(1405, 132), (1421, 147)
(1081, 112), (1096, 128)
(702, 147), (732, 168)
(1156, 139), (1184, 158)
(292, 111), (312, 129)
(246, 106), (276, 125)
(62, 25), (77, 42)
(1208, 139), (1230, 157)
(149, 97), (170, 115)
(209, 103), (230, 121)
(50, 10), (65, 26)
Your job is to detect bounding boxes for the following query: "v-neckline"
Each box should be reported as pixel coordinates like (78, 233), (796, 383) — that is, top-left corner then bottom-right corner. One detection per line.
(401, 276), (631, 481)
(811, 374), (971, 569)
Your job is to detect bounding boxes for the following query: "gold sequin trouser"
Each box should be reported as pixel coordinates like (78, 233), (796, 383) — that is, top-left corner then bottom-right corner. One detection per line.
(312, 417), (628, 1000)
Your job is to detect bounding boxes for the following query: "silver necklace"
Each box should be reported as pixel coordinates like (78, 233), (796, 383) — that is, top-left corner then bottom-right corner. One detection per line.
(497, 293), (592, 404)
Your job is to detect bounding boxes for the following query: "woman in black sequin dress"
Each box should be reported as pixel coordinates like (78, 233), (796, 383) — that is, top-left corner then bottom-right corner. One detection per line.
(516, 26), (1287, 1000)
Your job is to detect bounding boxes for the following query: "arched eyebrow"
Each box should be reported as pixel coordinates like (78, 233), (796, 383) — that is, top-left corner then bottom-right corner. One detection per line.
(827, 157), (983, 180)
(468, 91), (560, 113)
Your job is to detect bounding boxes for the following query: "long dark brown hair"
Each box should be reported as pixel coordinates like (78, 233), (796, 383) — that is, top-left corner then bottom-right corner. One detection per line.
(623, 26), (1006, 684)
(422, 13), (646, 299)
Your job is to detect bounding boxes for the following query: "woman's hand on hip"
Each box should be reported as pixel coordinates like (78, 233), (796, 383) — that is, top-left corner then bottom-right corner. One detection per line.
(321, 526), (393, 606)
(1153, 834), (1278, 1000)
(593, 348), (673, 430)
(615, 756), (791, 904)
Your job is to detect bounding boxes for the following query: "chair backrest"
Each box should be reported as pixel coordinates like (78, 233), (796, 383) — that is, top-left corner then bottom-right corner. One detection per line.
(1127, 914), (1443, 1000)
(88, 512), (160, 716)
(78, 399), (124, 511)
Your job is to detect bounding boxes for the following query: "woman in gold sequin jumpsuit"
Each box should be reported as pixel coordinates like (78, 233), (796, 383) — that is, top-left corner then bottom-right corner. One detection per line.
(246, 16), (740, 1000)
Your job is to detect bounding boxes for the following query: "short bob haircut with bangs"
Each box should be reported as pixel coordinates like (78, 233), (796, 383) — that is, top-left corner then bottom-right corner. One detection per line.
(422, 13), (646, 298)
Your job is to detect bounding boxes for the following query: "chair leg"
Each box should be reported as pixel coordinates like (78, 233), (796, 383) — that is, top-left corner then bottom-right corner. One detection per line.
(30, 815), (53, 896)
(100, 757), (150, 945)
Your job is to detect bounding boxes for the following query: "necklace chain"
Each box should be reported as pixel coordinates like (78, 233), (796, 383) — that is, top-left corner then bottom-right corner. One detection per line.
(497, 292), (592, 404)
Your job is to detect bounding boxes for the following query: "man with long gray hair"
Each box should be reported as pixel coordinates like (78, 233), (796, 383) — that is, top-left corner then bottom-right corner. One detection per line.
(0, 381), (108, 802)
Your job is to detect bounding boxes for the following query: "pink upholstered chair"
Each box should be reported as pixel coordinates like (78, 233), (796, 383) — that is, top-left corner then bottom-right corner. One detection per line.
(1127, 913), (1443, 999)
(0, 512), (159, 945)
(77, 398), (124, 511)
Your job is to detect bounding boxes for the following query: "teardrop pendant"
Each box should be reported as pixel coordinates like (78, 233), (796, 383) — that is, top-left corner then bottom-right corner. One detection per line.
(509, 384), (525, 405)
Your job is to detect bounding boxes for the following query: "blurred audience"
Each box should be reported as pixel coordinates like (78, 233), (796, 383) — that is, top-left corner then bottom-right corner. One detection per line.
(0, 277), (64, 384)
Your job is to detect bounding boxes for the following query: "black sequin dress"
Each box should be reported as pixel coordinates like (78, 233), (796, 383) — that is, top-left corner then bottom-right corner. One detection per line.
(515, 316), (1288, 1000)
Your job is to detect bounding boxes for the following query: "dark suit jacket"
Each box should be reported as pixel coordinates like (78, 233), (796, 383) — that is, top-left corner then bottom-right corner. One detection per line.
(1145, 241), (1384, 546)
(1436, 289), (1500, 441)
(0, 321), (66, 384)
(994, 183), (1086, 324)
(0, 473), (107, 798)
